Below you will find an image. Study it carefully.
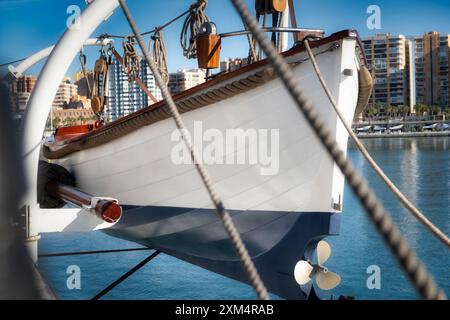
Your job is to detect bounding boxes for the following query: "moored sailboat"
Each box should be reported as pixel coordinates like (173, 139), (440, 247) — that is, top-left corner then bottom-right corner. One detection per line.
(16, 0), (372, 299)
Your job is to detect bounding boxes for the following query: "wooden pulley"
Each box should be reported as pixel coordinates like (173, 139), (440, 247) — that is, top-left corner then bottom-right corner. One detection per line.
(94, 58), (108, 74)
(196, 22), (221, 69)
(255, 0), (287, 14)
(91, 96), (105, 113)
(92, 55), (109, 115)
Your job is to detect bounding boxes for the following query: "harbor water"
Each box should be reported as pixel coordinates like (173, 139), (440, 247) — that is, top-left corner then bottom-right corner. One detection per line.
(38, 137), (450, 300)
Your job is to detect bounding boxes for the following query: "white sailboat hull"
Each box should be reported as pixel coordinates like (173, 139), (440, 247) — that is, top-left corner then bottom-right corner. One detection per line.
(45, 32), (363, 299)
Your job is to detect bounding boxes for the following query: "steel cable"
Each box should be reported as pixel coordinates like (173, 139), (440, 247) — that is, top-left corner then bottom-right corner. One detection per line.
(118, 0), (269, 300)
(231, 0), (446, 300)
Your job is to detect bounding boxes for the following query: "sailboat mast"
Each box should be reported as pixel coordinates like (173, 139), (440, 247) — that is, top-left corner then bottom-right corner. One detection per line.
(279, 1), (290, 51)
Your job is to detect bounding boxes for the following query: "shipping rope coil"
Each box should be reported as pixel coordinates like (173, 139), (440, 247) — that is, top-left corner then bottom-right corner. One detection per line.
(122, 36), (140, 82)
(150, 29), (169, 85)
(180, 0), (210, 59)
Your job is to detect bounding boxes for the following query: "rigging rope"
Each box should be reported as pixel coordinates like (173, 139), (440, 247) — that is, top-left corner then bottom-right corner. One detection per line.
(150, 29), (169, 86)
(118, 0), (269, 301)
(122, 35), (140, 82)
(91, 46), (109, 123)
(0, 57), (26, 68)
(244, 21), (258, 63)
(39, 247), (151, 258)
(78, 49), (92, 99)
(231, 0), (446, 300)
(91, 250), (161, 300)
(304, 39), (450, 248)
(180, 0), (210, 59)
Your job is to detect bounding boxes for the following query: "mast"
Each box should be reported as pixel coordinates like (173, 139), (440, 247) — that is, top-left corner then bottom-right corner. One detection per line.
(279, 1), (290, 51)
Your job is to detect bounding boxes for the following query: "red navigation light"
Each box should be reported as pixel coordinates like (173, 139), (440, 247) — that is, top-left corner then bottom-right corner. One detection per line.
(95, 200), (122, 223)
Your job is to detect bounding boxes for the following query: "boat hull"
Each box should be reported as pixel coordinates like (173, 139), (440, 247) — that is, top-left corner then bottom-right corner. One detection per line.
(47, 32), (363, 299)
(103, 206), (340, 299)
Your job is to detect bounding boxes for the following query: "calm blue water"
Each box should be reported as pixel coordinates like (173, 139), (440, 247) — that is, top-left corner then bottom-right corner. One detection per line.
(38, 137), (450, 300)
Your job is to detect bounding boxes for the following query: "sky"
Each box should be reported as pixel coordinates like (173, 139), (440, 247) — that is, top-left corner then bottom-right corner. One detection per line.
(0, 0), (449, 78)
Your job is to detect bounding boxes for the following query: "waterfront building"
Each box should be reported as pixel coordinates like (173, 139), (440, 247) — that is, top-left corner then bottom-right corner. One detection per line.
(108, 56), (162, 121)
(10, 75), (37, 114)
(414, 31), (450, 107)
(220, 57), (249, 73)
(15, 75), (37, 93)
(168, 69), (206, 95)
(74, 70), (94, 98)
(362, 34), (414, 113)
(52, 76), (78, 109)
(64, 95), (92, 110)
(14, 92), (32, 113)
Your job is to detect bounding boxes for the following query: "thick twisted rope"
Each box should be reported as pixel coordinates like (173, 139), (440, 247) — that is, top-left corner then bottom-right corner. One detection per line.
(230, 0), (446, 300)
(304, 40), (450, 248)
(150, 29), (169, 85)
(122, 36), (140, 82)
(118, 0), (269, 300)
(180, 0), (210, 59)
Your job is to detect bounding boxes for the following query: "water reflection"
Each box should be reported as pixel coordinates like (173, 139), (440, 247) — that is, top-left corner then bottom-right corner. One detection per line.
(326, 137), (450, 299)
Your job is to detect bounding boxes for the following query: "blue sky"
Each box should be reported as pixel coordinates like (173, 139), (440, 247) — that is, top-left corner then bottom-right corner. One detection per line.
(0, 0), (449, 78)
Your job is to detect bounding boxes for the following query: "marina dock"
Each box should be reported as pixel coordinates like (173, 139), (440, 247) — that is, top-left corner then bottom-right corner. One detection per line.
(356, 130), (450, 139)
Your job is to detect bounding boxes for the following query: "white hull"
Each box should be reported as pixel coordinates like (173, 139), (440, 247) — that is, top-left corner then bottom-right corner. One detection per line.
(54, 38), (359, 214)
(45, 33), (363, 299)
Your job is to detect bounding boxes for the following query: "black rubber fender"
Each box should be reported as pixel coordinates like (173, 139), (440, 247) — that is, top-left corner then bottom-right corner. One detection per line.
(37, 161), (75, 208)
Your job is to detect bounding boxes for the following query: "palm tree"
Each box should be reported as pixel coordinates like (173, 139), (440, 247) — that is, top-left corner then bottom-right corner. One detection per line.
(364, 104), (376, 120)
(53, 117), (61, 128)
(431, 105), (440, 116)
(415, 104), (427, 117)
(386, 105), (394, 120)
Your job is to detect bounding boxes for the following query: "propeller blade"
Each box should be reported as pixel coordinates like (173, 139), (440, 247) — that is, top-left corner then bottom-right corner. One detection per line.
(294, 260), (314, 285)
(316, 271), (341, 290)
(317, 240), (331, 265)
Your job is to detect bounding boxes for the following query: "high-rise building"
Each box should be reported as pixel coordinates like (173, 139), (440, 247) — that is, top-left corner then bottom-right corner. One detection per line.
(15, 92), (32, 113)
(168, 69), (206, 95)
(362, 34), (414, 113)
(53, 76), (78, 109)
(15, 75), (37, 93)
(108, 56), (162, 121)
(414, 31), (450, 107)
(10, 75), (37, 115)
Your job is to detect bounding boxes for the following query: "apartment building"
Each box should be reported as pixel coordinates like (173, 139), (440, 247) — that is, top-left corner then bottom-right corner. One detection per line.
(414, 31), (450, 107)
(362, 34), (414, 113)
(108, 56), (162, 121)
(53, 76), (78, 109)
(168, 69), (206, 95)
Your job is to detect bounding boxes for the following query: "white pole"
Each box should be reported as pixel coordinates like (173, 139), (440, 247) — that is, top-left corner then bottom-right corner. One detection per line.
(21, 0), (119, 262)
(9, 38), (113, 79)
(280, 2), (290, 52)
